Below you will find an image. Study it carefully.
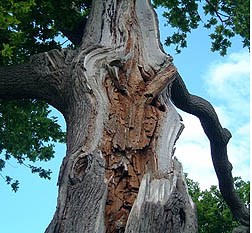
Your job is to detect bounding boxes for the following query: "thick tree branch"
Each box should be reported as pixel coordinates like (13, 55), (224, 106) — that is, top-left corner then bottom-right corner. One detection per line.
(170, 72), (250, 228)
(0, 49), (71, 114)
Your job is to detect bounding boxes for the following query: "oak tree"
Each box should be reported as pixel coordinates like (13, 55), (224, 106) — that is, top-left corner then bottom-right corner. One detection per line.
(0, 0), (250, 232)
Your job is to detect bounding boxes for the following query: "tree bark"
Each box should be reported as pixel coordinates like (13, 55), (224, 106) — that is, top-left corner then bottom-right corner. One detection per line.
(0, 49), (72, 113)
(46, 1), (197, 232)
(0, 0), (199, 232)
(1, 0), (249, 232)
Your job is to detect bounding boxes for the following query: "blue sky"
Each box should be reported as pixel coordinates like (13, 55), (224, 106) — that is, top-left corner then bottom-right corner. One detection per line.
(0, 7), (250, 233)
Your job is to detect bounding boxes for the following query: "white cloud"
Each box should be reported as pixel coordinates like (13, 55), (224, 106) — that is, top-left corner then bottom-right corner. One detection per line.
(236, 123), (250, 136)
(204, 50), (250, 119)
(213, 105), (232, 128)
(175, 111), (250, 190)
(177, 112), (207, 143)
(174, 50), (250, 190)
(205, 50), (250, 85)
(175, 111), (217, 190)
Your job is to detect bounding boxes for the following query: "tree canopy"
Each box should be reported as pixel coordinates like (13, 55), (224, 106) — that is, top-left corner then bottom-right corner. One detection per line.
(0, 0), (249, 191)
(186, 175), (250, 233)
(0, 99), (65, 191)
(0, 0), (92, 65)
(153, 0), (250, 55)
(0, 0), (249, 65)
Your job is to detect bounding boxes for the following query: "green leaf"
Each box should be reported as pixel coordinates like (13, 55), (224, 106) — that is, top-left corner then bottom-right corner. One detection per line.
(186, 175), (249, 232)
(0, 99), (65, 190)
(0, 159), (5, 171)
(154, 0), (249, 55)
(11, 180), (19, 192)
(1, 43), (14, 58)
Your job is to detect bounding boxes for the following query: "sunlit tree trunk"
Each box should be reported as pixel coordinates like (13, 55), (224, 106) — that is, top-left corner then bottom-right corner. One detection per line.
(0, 0), (249, 232)
(44, 0), (197, 232)
(0, 0), (197, 232)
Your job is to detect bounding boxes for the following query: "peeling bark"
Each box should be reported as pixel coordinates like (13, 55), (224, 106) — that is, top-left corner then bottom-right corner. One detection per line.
(4, 0), (247, 232)
(42, 1), (197, 232)
(125, 159), (197, 233)
(0, 0), (197, 232)
(100, 62), (177, 232)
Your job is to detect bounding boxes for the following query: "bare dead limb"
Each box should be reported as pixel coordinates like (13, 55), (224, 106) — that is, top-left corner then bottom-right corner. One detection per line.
(170, 72), (250, 228)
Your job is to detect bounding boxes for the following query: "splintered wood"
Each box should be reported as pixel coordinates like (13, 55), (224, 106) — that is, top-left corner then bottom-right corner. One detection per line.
(100, 61), (176, 233)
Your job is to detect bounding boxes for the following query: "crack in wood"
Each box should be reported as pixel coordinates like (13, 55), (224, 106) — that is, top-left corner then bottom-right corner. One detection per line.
(100, 59), (174, 233)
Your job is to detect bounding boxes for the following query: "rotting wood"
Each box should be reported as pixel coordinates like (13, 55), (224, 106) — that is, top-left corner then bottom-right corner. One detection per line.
(0, 1), (199, 232)
(100, 57), (177, 232)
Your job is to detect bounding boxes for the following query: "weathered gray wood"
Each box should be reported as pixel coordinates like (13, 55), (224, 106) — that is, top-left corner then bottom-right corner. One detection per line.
(45, 149), (107, 233)
(125, 158), (197, 233)
(0, 0), (199, 232)
(232, 226), (250, 233)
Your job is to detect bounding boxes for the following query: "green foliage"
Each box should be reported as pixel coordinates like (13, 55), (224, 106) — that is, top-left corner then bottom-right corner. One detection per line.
(186, 174), (250, 232)
(0, 99), (65, 191)
(0, 0), (92, 191)
(0, 0), (91, 65)
(153, 0), (250, 56)
(1, 0), (249, 61)
(0, 0), (249, 191)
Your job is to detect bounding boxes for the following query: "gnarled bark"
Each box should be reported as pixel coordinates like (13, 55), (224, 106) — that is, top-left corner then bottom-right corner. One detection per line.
(0, 49), (74, 114)
(45, 0), (196, 232)
(0, 0), (247, 232)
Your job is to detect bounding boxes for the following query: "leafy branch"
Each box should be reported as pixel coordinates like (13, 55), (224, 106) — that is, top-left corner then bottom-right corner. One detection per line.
(153, 0), (250, 56)
(0, 99), (65, 191)
(205, 0), (231, 23)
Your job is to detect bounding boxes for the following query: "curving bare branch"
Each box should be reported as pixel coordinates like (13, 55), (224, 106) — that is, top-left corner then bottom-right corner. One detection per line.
(170, 72), (250, 228)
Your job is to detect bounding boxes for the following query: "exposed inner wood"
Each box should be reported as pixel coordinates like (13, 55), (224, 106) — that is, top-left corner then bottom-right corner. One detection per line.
(100, 59), (176, 232)
(41, 1), (181, 232)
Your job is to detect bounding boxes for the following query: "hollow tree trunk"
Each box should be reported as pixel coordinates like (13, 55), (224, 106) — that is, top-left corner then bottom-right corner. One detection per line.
(41, 0), (197, 232)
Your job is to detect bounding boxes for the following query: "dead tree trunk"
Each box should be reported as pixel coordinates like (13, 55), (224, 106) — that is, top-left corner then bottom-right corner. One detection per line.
(0, 0), (197, 232)
(44, 0), (197, 232)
